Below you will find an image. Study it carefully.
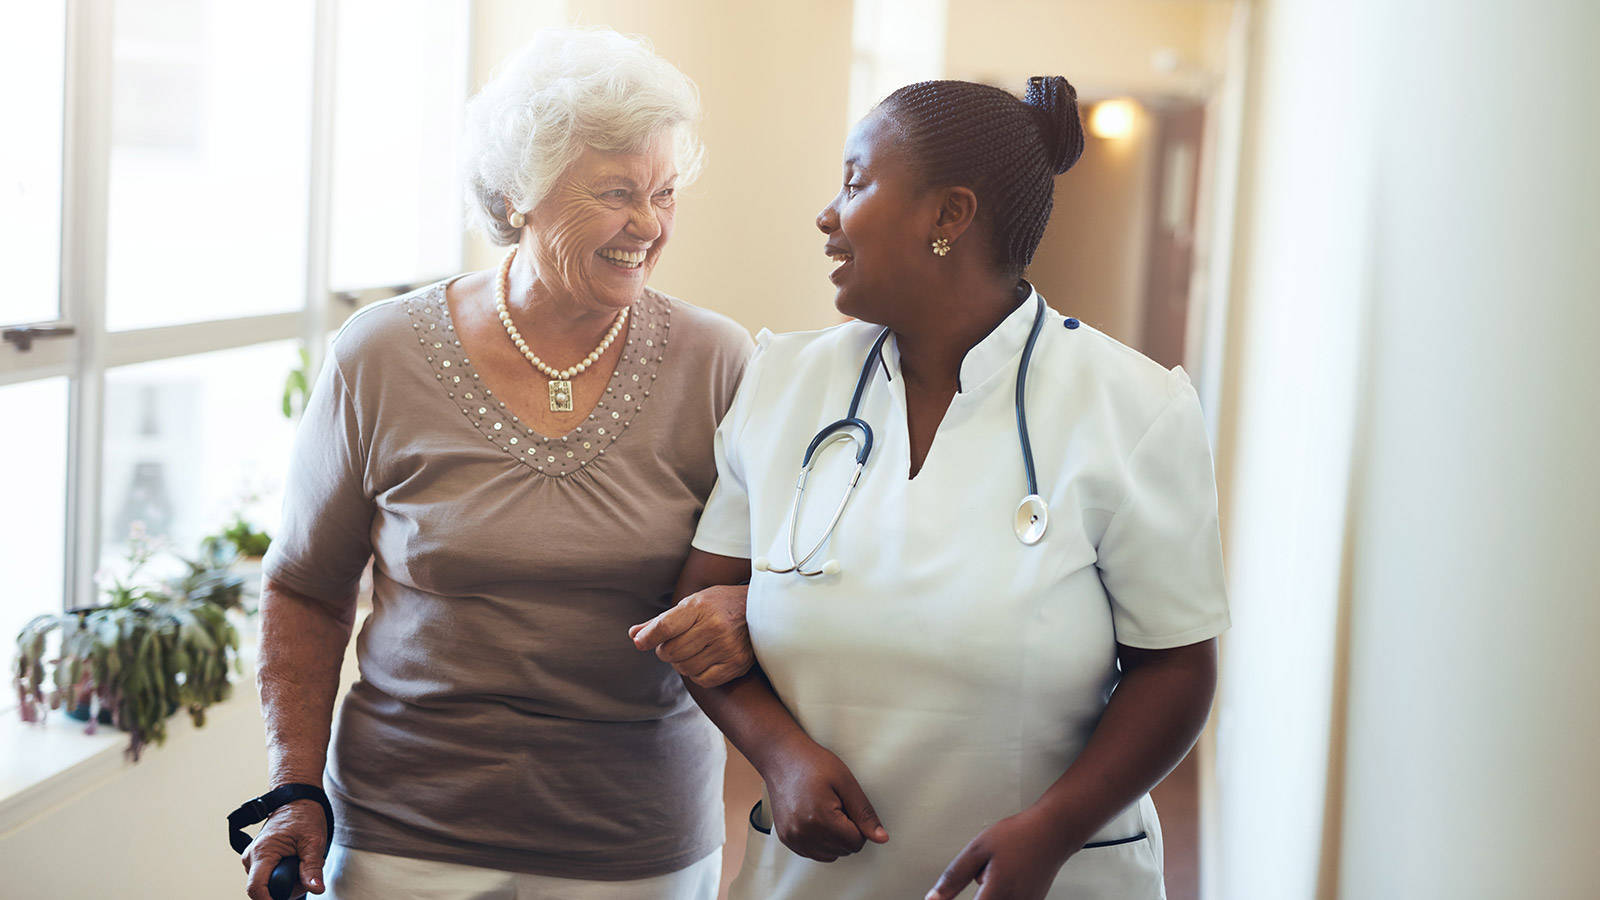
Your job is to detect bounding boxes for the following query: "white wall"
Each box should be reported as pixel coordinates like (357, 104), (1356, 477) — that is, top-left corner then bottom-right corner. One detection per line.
(3, 685), (272, 898)
(1212, 1), (1600, 897)
(1335, 1), (1600, 896)
(1208, 0), (1376, 894)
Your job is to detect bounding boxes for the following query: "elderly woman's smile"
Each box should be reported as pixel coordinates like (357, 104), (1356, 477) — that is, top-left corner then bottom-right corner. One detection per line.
(597, 247), (648, 268)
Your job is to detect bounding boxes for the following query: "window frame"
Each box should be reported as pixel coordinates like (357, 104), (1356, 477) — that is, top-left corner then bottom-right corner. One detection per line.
(1, 0), (466, 612)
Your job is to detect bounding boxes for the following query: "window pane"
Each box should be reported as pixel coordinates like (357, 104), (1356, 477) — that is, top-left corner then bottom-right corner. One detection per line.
(328, 0), (469, 291)
(101, 341), (299, 576)
(0, 379), (69, 652)
(0, 2), (67, 326)
(848, 0), (947, 123)
(104, 0), (316, 332)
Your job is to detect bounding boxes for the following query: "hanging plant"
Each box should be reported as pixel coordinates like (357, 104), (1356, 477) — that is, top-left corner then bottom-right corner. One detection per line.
(12, 528), (242, 761)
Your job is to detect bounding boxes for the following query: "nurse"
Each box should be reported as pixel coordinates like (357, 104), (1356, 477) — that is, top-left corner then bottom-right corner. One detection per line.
(642, 76), (1229, 899)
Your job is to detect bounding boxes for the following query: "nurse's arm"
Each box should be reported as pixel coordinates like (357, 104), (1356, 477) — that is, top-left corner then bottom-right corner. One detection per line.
(927, 638), (1218, 900)
(1037, 638), (1219, 837)
(666, 549), (891, 863)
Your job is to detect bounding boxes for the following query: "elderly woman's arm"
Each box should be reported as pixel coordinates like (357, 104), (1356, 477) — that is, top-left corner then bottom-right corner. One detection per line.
(629, 550), (756, 687)
(240, 577), (357, 900)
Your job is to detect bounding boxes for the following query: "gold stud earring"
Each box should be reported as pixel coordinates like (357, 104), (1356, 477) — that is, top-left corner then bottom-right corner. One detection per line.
(931, 237), (951, 257)
(508, 209), (526, 228)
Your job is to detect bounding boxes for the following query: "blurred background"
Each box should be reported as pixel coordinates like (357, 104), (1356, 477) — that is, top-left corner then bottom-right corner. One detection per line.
(2, 1), (1596, 898)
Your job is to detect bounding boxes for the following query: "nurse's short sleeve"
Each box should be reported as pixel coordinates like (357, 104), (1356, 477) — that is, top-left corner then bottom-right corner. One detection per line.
(690, 332), (770, 559)
(1096, 374), (1230, 649)
(261, 355), (374, 607)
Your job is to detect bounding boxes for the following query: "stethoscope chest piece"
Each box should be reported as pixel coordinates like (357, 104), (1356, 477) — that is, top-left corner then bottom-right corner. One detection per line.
(1014, 494), (1049, 545)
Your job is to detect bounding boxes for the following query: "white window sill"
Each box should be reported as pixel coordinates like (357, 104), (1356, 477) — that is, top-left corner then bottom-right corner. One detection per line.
(1, 597), (368, 835)
(0, 637), (263, 835)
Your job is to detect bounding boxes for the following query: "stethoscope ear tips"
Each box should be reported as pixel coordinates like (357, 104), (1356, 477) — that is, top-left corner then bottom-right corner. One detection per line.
(753, 557), (771, 573)
(821, 560), (841, 576)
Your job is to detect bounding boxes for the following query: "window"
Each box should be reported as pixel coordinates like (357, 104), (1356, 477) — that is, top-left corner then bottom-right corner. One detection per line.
(848, 0), (949, 125)
(1, 3), (471, 666)
(0, 1), (68, 326)
(104, 0), (317, 332)
(101, 342), (300, 578)
(0, 379), (70, 655)
(328, 0), (469, 292)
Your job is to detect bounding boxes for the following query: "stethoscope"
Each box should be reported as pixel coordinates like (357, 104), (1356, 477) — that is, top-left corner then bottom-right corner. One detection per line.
(753, 294), (1051, 577)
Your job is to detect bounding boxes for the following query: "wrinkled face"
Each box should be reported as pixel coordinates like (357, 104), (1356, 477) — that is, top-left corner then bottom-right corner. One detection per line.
(526, 130), (678, 311)
(815, 111), (938, 324)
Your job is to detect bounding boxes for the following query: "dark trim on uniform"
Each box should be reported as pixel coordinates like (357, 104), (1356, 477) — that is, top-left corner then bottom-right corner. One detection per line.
(749, 800), (772, 835)
(1081, 831), (1148, 849)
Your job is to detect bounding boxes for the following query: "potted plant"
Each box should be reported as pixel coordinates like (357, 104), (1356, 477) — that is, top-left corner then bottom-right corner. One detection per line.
(199, 512), (272, 629)
(282, 343), (312, 421)
(216, 514), (273, 561)
(12, 528), (242, 761)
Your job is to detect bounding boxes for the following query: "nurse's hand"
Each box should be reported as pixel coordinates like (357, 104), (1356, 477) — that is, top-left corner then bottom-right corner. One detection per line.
(924, 807), (1072, 900)
(765, 736), (890, 863)
(629, 584), (753, 687)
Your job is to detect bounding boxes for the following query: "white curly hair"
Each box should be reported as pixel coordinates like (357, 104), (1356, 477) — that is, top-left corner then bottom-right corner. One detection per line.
(461, 27), (705, 245)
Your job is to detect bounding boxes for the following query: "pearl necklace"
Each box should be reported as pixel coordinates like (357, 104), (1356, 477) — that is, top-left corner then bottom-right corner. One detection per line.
(495, 246), (629, 412)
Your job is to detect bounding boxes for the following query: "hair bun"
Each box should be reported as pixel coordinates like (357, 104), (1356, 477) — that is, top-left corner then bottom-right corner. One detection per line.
(1024, 75), (1084, 175)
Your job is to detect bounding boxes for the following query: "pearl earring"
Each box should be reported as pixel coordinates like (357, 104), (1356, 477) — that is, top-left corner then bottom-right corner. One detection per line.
(508, 209), (526, 228)
(931, 237), (951, 257)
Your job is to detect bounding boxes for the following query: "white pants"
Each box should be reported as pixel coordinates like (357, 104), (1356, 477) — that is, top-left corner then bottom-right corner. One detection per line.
(321, 844), (723, 900)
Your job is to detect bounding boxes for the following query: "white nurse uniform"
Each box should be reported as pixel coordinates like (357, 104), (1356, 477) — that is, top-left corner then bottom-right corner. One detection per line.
(691, 288), (1230, 900)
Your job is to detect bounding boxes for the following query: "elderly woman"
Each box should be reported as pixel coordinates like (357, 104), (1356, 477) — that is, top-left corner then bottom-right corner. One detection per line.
(239, 28), (754, 900)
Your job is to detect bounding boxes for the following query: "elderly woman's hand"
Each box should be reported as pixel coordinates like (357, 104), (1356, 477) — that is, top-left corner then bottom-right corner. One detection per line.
(629, 584), (752, 687)
(240, 799), (329, 899)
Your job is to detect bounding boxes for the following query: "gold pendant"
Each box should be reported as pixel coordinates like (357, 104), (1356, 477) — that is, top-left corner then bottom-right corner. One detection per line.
(548, 379), (573, 412)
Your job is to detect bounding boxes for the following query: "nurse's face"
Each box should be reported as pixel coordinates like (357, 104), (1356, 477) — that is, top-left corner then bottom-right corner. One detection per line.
(816, 111), (943, 324)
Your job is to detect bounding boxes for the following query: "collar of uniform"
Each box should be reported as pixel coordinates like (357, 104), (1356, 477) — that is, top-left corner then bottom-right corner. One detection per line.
(954, 281), (1042, 394)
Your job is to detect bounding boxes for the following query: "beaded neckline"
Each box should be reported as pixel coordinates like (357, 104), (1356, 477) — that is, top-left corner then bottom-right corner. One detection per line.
(405, 281), (672, 478)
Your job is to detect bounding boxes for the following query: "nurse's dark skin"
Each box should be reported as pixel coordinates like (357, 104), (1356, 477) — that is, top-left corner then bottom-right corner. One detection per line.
(636, 110), (1219, 899)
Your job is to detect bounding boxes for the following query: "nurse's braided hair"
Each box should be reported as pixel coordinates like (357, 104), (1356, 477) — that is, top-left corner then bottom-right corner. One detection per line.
(878, 76), (1084, 276)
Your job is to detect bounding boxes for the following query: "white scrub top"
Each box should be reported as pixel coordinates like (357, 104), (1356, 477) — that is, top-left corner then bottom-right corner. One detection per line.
(692, 289), (1229, 900)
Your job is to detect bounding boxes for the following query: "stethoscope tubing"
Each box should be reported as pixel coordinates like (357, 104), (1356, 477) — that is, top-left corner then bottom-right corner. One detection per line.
(764, 295), (1049, 576)
(1015, 295), (1047, 498)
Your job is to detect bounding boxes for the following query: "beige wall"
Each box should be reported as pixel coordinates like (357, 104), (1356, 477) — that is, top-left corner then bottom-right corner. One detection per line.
(943, 0), (1233, 97)
(941, 1), (1231, 349)
(468, 0), (856, 336)
(467, 1), (1234, 338)
(1027, 104), (1160, 344)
